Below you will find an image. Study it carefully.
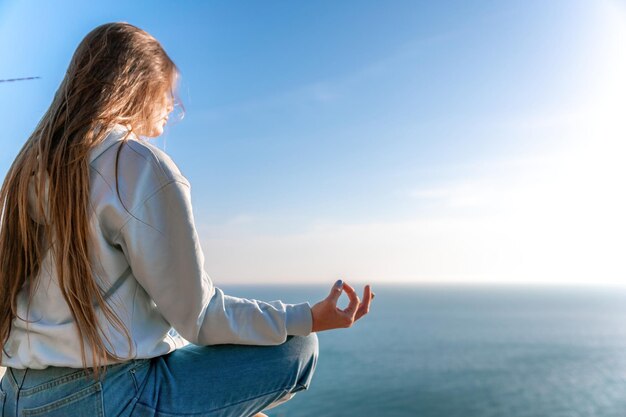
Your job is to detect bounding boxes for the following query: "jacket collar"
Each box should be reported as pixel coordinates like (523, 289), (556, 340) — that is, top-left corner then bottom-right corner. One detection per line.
(89, 123), (137, 164)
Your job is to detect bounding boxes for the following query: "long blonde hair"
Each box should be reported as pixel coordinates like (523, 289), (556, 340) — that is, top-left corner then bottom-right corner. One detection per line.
(0, 22), (183, 378)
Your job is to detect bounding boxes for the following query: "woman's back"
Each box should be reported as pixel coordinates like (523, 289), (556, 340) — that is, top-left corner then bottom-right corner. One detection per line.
(3, 123), (314, 370)
(3, 124), (188, 368)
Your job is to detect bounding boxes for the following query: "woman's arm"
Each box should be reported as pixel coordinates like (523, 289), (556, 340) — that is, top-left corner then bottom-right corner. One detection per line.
(116, 179), (312, 345)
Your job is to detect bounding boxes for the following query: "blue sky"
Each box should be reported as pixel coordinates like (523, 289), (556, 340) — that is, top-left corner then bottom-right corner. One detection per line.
(1, 1), (625, 284)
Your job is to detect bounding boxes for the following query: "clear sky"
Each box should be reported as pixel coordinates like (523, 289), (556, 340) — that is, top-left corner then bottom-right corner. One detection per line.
(1, 0), (625, 285)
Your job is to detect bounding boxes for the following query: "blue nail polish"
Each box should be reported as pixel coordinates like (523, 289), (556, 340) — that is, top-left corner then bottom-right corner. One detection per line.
(335, 279), (343, 288)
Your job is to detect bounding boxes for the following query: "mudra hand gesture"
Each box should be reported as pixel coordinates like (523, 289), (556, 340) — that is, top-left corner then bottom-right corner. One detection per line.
(310, 280), (374, 332)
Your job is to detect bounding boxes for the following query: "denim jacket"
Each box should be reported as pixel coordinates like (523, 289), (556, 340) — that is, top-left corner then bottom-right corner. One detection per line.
(1, 124), (312, 369)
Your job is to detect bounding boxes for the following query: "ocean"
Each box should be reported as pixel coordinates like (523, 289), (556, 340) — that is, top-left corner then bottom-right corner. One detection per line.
(220, 284), (626, 417)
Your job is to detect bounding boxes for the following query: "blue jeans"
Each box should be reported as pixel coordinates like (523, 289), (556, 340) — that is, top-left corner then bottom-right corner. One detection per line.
(0, 334), (318, 417)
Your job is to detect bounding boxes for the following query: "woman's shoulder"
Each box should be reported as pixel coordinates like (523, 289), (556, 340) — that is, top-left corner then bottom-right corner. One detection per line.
(124, 137), (188, 186)
(90, 125), (189, 188)
(88, 127), (193, 237)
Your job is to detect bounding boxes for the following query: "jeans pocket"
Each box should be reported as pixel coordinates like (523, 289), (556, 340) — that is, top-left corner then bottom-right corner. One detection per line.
(21, 382), (103, 417)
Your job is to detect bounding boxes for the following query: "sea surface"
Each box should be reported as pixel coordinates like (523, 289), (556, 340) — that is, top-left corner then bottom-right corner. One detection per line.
(220, 284), (626, 417)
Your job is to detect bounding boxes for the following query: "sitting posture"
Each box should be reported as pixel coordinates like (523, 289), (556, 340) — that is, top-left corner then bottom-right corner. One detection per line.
(0, 22), (373, 416)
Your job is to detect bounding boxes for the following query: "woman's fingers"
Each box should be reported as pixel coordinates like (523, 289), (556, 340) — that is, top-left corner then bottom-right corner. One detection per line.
(327, 279), (344, 304)
(355, 285), (372, 321)
(340, 282), (361, 315)
(311, 280), (374, 331)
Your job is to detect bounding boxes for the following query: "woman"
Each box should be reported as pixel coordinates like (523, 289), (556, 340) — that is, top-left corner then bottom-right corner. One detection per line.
(0, 22), (373, 416)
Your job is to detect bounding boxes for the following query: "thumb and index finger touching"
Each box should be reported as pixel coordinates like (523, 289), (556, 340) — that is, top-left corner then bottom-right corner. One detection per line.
(327, 279), (375, 315)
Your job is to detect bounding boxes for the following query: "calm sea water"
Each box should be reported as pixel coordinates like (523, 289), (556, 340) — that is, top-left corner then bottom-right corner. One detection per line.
(220, 284), (626, 417)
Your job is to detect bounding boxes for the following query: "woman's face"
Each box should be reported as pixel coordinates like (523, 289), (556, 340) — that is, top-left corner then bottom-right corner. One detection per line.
(136, 89), (175, 138)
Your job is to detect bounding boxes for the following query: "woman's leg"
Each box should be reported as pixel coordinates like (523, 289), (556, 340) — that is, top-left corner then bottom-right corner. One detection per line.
(131, 333), (318, 417)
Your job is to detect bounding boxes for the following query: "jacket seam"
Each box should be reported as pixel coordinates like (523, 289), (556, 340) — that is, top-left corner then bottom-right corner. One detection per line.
(125, 140), (189, 187)
(111, 180), (191, 243)
(126, 140), (170, 181)
(89, 128), (133, 165)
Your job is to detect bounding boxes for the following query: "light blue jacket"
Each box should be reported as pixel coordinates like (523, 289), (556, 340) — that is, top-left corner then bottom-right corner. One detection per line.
(1, 124), (312, 369)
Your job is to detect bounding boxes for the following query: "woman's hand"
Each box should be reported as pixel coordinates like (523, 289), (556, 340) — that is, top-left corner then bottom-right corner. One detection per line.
(310, 280), (374, 332)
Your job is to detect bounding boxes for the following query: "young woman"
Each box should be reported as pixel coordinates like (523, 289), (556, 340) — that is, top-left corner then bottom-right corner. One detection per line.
(0, 22), (373, 417)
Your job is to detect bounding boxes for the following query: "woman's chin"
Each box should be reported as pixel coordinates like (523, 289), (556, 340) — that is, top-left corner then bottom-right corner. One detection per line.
(146, 125), (165, 138)
(135, 120), (167, 138)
